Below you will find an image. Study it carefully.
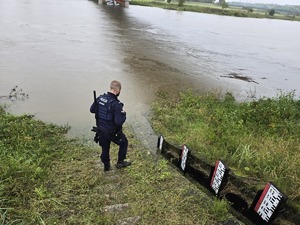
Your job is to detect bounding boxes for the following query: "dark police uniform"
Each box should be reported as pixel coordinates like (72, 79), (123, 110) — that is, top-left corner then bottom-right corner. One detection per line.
(90, 92), (128, 168)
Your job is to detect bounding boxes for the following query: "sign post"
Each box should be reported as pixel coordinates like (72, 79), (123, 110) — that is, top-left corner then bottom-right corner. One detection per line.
(179, 145), (189, 172)
(249, 182), (288, 225)
(209, 160), (230, 196)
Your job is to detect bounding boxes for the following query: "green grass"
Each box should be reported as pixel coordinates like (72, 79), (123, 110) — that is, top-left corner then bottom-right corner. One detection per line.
(0, 105), (236, 224)
(130, 0), (300, 21)
(150, 90), (300, 210)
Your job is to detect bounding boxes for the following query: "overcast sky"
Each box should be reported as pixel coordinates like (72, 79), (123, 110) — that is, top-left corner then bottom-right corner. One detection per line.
(228, 0), (300, 5)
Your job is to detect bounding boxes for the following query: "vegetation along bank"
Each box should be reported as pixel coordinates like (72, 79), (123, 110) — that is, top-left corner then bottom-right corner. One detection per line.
(1, 87), (299, 224)
(1, 103), (240, 224)
(150, 90), (300, 218)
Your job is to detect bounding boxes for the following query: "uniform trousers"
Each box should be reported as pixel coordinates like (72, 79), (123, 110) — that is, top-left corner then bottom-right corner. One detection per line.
(98, 131), (128, 165)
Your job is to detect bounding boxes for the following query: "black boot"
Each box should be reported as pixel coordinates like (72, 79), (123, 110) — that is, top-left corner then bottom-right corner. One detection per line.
(115, 161), (131, 169)
(104, 163), (111, 172)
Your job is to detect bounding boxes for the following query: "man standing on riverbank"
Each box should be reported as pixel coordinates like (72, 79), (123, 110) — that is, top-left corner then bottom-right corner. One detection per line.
(90, 80), (131, 172)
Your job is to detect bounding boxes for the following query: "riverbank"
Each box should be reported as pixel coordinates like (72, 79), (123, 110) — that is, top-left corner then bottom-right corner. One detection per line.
(0, 105), (241, 224)
(130, 0), (300, 21)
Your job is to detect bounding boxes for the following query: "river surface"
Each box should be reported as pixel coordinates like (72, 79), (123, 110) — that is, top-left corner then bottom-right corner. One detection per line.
(1, 0), (299, 146)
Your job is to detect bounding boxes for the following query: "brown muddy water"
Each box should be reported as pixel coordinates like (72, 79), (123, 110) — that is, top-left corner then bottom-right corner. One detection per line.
(1, 0), (300, 149)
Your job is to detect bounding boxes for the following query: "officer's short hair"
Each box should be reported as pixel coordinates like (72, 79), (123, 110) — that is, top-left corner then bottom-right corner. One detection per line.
(110, 80), (121, 91)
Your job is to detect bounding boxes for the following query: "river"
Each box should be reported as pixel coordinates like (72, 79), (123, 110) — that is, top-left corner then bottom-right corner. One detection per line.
(1, 0), (299, 146)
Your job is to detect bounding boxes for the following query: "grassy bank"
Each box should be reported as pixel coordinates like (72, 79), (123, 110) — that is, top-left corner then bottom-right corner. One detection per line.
(0, 105), (238, 224)
(130, 0), (300, 21)
(151, 91), (300, 210)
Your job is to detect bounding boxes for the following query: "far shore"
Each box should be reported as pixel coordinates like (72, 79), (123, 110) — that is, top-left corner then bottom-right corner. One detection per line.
(129, 1), (300, 22)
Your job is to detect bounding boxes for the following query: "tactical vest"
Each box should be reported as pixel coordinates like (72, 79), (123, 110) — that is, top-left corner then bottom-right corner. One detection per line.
(97, 94), (115, 122)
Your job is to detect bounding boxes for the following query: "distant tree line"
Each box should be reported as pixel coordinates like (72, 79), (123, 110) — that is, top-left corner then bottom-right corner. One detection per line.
(229, 2), (300, 16)
(184, 0), (213, 2)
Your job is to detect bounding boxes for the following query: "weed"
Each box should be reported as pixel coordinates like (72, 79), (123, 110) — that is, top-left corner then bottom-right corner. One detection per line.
(0, 86), (28, 102)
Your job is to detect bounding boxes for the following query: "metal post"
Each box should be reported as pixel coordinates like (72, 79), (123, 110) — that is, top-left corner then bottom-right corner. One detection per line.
(124, 0), (129, 7)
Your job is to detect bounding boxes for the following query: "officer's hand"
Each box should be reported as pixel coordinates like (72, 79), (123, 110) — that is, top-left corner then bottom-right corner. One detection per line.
(121, 106), (126, 113)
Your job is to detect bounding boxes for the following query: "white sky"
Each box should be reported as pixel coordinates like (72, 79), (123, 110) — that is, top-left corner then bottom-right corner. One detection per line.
(228, 0), (300, 5)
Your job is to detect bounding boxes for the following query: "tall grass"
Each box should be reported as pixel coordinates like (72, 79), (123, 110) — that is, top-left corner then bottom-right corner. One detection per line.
(0, 108), (70, 223)
(151, 91), (300, 208)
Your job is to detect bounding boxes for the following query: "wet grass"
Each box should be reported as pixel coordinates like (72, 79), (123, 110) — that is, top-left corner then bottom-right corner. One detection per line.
(130, 0), (300, 21)
(150, 91), (300, 210)
(0, 105), (236, 224)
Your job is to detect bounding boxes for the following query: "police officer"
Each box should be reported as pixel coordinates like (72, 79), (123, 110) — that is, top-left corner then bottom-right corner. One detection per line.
(90, 80), (131, 172)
